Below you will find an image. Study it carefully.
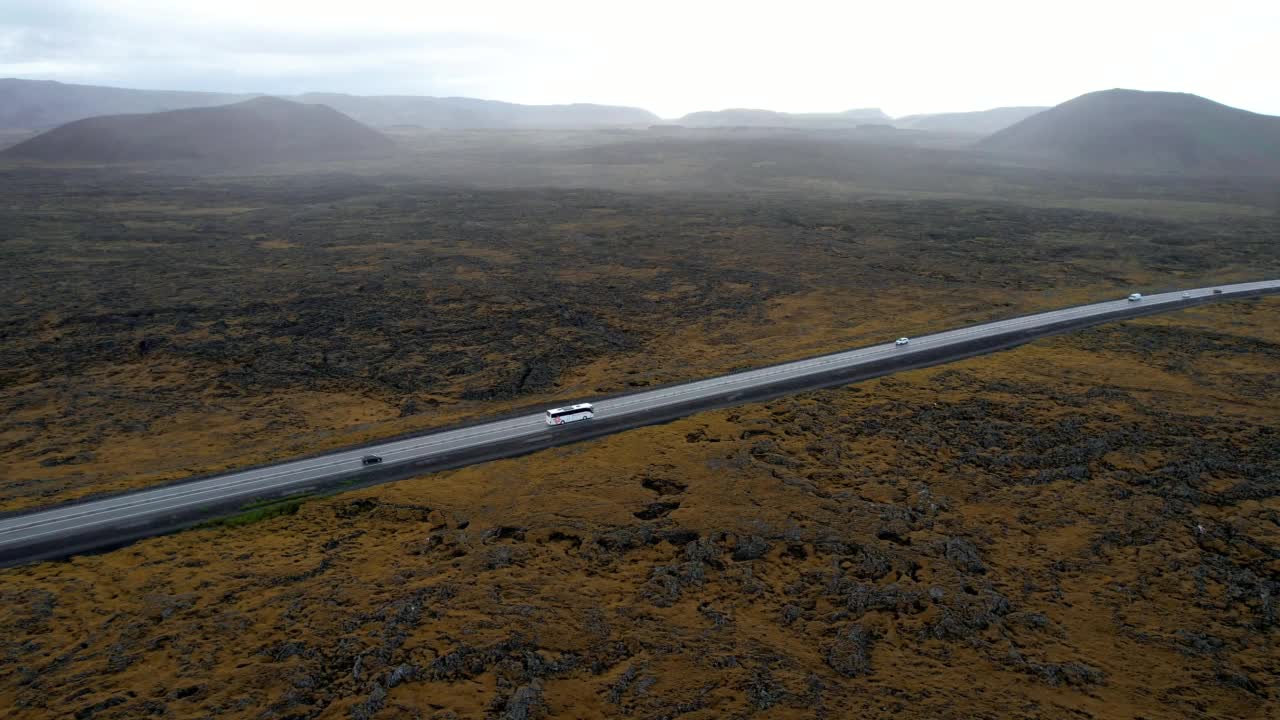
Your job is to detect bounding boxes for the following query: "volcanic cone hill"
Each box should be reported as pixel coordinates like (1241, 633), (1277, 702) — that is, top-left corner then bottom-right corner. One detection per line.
(1, 96), (395, 165)
(978, 89), (1280, 175)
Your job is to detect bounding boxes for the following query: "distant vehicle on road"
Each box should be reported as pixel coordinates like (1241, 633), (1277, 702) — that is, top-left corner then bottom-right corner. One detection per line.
(895, 337), (910, 346)
(1182, 291), (1191, 299)
(1213, 288), (1223, 294)
(545, 403), (594, 426)
(361, 455), (383, 466)
(1127, 293), (1143, 302)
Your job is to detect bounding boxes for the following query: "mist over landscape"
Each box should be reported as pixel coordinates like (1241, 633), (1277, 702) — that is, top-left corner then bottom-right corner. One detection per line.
(1, 2), (1278, 719)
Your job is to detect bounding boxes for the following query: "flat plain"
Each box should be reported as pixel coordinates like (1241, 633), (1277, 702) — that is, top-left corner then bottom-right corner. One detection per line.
(0, 128), (1277, 718)
(3, 132), (1277, 510)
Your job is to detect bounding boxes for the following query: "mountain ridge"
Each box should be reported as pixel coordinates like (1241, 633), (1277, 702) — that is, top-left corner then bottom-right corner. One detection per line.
(671, 107), (891, 128)
(0, 78), (660, 130)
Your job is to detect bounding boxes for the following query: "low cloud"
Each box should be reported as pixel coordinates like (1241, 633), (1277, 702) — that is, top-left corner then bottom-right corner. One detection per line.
(2, 0), (1277, 117)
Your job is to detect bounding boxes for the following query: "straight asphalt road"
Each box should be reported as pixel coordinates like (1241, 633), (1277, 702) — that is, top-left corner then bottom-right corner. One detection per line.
(1, 279), (1277, 565)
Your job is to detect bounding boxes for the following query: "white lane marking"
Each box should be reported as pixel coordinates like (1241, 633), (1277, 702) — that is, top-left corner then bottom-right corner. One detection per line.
(3, 282), (1275, 545)
(2, 286), (1256, 536)
(2, 417), (558, 545)
(0, 416), (546, 535)
(605, 295), (1136, 411)
(615, 284), (1267, 416)
(1, 286), (1259, 535)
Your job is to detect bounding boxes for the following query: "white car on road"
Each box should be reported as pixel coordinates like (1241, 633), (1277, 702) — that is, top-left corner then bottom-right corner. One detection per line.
(1127, 293), (1143, 302)
(895, 337), (910, 346)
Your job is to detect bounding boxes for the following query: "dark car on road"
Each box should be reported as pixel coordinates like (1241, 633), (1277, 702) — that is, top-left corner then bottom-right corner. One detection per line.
(361, 455), (382, 466)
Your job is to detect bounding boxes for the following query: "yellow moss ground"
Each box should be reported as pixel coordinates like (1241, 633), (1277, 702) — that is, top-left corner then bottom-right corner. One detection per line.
(1, 299), (1275, 719)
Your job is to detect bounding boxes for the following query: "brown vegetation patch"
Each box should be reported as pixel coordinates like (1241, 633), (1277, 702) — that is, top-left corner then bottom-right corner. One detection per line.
(4, 169), (1274, 509)
(0, 301), (1276, 718)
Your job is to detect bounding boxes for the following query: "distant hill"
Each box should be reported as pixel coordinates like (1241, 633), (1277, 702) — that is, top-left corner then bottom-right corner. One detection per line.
(672, 108), (890, 128)
(296, 93), (659, 129)
(978, 89), (1280, 175)
(1, 97), (396, 165)
(0, 78), (659, 130)
(893, 106), (1047, 135)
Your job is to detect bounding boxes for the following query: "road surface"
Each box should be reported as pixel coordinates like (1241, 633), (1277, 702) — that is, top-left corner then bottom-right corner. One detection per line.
(2, 280), (1277, 566)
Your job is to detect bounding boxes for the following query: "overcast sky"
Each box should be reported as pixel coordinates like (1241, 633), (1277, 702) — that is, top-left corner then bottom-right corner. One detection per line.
(3, 0), (1277, 118)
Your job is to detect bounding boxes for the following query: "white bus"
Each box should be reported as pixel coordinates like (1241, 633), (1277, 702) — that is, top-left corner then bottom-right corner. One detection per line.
(545, 403), (594, 426)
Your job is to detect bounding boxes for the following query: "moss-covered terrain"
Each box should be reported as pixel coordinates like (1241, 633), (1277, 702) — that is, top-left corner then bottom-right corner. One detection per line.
(2, 167), (1277, 510)
(1, 299), (1276, 719)
(2, 130), (1277, 718)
